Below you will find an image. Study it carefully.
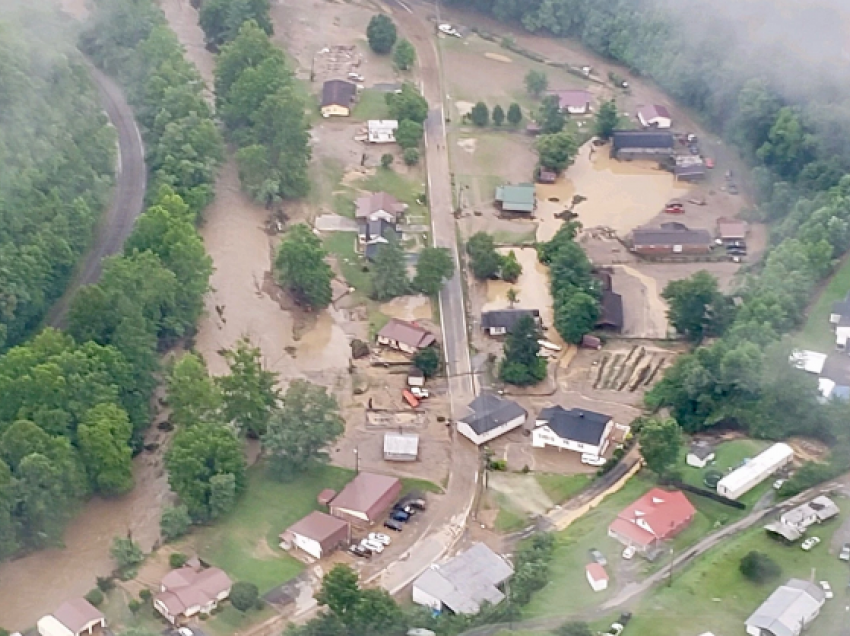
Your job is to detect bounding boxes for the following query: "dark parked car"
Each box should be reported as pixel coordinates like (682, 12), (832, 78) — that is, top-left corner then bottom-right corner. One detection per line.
(725, 240), (746, 249)
(406, 498), (427, 511)
(384, 518), (404, 532)
(391, 510), (411, 522)
(619, 612), (633, 625)
(589, 548), (607, 566)
(349, 544), (371, 558)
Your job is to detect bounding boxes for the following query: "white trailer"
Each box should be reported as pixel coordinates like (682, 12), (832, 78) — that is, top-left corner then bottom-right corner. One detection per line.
(717, 443), (794, 500)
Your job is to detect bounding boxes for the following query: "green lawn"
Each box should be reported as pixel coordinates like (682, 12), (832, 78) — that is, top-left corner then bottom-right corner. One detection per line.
(626, 502), (850, 636)
(100, 588), (166, 633)
(353, 88), (391, 121)
(535, 473), (592, 504)
(797, 254), (850, 351)
(359, 169), (428, 212)
(323, 232), (371, 295)
(204, 605), (276, 636)
(491, 228), (538, 245)
(494, 493), (530, 533)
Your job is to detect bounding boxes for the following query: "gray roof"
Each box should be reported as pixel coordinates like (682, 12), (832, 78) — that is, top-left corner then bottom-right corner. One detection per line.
(781, 495), (839, 527)
(365, 218), (398, 242)
(832, 292), (850, 318)
(537, 406), (611, 445)
(612, 130), (674, 151)
(632, 226), (712, 248)
(384, 433), (419, 457)
(461, 394), (527, 435)
(688, 441), (714, 460)
(597, 290), (623, 330)
(481, 309), (540, 332)
(763, 521), (803, 542)
(745, 579), (825, 636)
(413, 543), (513, 615)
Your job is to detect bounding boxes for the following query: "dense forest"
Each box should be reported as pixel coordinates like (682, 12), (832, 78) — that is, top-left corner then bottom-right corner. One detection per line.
(0, 8), (116, 350)
(449, 0), (850, 484)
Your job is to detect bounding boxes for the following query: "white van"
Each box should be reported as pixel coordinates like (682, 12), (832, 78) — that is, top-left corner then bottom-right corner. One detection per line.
(581, 454), (606, 467)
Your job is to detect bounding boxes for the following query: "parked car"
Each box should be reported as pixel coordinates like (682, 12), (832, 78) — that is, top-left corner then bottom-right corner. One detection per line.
(349, 544), (371, 557)
(410, 387), (430, 399)
(605, 623), (624, 636)
(622, 545), (636, 560)
(406, 498), (427, 511)
(820, 580), (833, 599)
(773, 479), (786, 490)
(361, 538), (384, 553)
(384, 519), (403, 532)
(391, 510), (411, 522)
(589, 548), (608, 566)
(438, 23), (462, 37)
(839, 543), (850, 561)
(725, 240), (746, 249)
(802, 536), (821, 551)
(581, 454), (606, 467)
(347, 72), (364, 82)
(368, 532), (392, 546)
(619, 613), (633, 626)
(178, 628), (193, 636)
(704, 157), (715, 169)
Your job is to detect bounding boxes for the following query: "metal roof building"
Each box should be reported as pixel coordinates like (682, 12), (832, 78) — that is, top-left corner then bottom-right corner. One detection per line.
(745, 579), (824, 636)
(716, 443), (794, 500)
(383, 432), (419, 461)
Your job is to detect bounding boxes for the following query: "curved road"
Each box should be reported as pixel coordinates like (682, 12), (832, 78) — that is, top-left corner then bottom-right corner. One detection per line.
(46, 61), (146, 327)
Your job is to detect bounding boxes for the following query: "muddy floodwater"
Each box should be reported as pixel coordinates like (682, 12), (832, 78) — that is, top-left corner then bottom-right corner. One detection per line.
(536, 141), (691, 241)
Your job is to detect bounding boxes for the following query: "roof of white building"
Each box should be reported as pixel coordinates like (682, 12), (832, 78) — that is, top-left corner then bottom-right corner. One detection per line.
(717, 443), (793, 495)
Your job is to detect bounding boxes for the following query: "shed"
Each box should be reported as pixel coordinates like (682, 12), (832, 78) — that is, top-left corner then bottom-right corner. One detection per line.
(596, 291), (623, 331)
(611, 130), (674, 160)
(329, 472), (402, 525)
(585, 563), (609, 592)
(384, 432), (420, 461)
(495, 183), (536, 214)
(317, 489), (337, 506)
(581, 335), (602, 350)
(281, 511), (350, 559)
(537, 170), (557, 184)
(686, 442), (715, 468)
(407, 367), (425, 387)
(716, 443), (794, 500)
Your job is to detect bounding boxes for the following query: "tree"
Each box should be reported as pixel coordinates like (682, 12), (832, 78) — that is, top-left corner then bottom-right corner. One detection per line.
(396, 120), (424, 149)
(275, 224), (334, 310)
(554, 291), (600, 344)
(594, 99), (619, 140)
(492, 104), (505, 126)
(231, 581), (260, 611)
(524, 70), (548, 96)
(413, 247), (455, 295)
(262, 380), (345, 478)
(167, 353), (222, 428)
(393, 39), (415, 70)
(538, 94), (565, 134)
(165, 424), (246, 521)
(381, 153), (394, 169)
(209, 473), (238, 519)
(536, 130), (578, 171)
(110, 536), (143, 571)
(556, 622), (593, 636)
(366, 14), (397, 54)
(219, 338), (279, 437)
(467, 232), (502, 280)
(507, 288), (519, 307)
(77, 404), (135, 496)
(403, 148), (420, 165)
(500, 315), (547, 386)
(739, 551), (781, 583)
(507, 102), (523, 126)
(639, 418), (682, 476)
(199, 0), (273, 49)
(413, 347), (441, 378)
(386, 84), (429, 124)
(470, 101), (490, 126)
(316, 564), (361, 616)
(369, 237), (409, 301)
(757, 107), (814, 179)
(85, 588), (104, 607)
(161, 504), (192, 541)
(500, 250), (522, 282)
(662, 271), (733, 342)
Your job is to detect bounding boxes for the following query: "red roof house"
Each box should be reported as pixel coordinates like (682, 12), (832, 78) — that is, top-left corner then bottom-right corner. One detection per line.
(607, 488), (696, 557)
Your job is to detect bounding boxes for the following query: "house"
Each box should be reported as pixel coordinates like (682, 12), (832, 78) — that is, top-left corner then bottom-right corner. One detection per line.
(611, 130), (674, 160)
(328, 472), (402, 525)
(367, 119), (398, 143)
(531, 406), (614, 457)
(355, 192), (407, 223)
(361, 217), (400, 260)
(37, 598), (105, 636)
(383, 432), (420, 461)
(480, 309), (541, 336)
(153, 563), (233, 624)
(546, 89), (593, 115)
(456, 394), (528, 445)
(596, 290), (623, 331)
(631, 223), (712, 256)
(376, 319), (436, 354)
(608, 488), (696, 557)
(585, 563), (609, 592)
(779, 495), (839, 531)
(411, 543), (513, 615)
(686, 441), (715, 468)
(637, 104), (672, 129)
(717, 217), (748, 242)
(716, 443), (794, 500)
(745, 579), (825, 636)
(788, 349), (827, 374)
(495, 183), (536, 214)
(280, 511), (350, 560)
(321, 79), (357, 117)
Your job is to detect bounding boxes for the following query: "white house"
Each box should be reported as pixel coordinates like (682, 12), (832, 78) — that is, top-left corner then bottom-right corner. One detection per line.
(38, 599), (105, 636)
(637, 104), (672, 129)
(780, 496), (839, 531)
(585, 563), (609, 592)
(716, 443), (794, 500)
(531, 406), (613, 458)
(745, 579), (825, 636)
(154, 564), (232, 624)
(367, 120), (398, 143)
(456, 394), (527, 446)
(686, 441), (715, 468)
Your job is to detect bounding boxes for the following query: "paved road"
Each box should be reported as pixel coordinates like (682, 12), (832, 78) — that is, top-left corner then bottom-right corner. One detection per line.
(45, 61), (146, 328)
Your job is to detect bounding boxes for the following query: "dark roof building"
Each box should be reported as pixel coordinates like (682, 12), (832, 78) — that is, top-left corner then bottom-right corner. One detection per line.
(611, 130), (674, 160)
(329, 472), (402, 525)
(480, 309), (541, 335)
(281, 511), (350, 559)
(457, 394), (528, 445)
(596, 290), (623, 331)
(321, 80), (357, 110)
(536, 406), (612, 446)
(632, 224), (712, 255)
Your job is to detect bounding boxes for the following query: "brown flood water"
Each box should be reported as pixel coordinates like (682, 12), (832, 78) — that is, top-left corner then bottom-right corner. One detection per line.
(536, 141), (691, 241)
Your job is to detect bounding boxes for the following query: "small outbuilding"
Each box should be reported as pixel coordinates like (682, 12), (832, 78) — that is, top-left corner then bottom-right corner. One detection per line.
(585, 563), (609, 592)
(637, 104), (672, 129)
(611, 130), (675, 160)
(686, 441), (715, 468)
(281, 511), (351, 560)
(407, 367), (425, 387)
(321, 80), (357, 117)
(38, 598), (105, 636)
(495, 183), (536, 214)
(596, 290), (623, 331)
(717, 217), (748, 242)
(384, 432), (420, 462)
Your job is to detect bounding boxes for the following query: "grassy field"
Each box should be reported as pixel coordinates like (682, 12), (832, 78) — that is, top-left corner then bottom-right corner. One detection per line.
(323, 232), (371, 295)
(205, 605), (277, 636)
(535, 473), (592, 504)
(360, 169), (428, 214)
(797, 254), (850, 351)
(352, 88), (391, 121)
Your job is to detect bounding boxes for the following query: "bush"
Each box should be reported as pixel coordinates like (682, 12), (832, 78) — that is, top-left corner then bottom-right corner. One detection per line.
(96, 576), (115, 592)
(403, 148), (420, 166)
(488, 459), (508, 471)
(85, 588), (104, 607)
(779, 460), (847, 497)
(128, 599), (142, 614)
(740, 551), (782, 583)
(161, 504), (192, 542)
(381, 153), (394, 169)
(169, 552), (188, 568)
(231, 580), (260, 611)
(140, 588), (153, 601)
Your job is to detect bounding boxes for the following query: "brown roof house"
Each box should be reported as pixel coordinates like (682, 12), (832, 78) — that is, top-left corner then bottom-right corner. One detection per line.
(281, 510), (351, 560)
(377, 318), (436, 354)
(321, 79), (357, 117)
(356, 192), (408, 223)
(632, 223), (712, 256)
(546, 89), (593, 115)
(154, 563), (233, 624)
(329, 472), (402, 525)
(38, 598), (105, 636)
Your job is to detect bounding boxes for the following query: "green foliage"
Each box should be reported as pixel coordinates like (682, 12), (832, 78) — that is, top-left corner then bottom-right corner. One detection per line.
(231, 581), (260, 611)
(275, 224), (334, 310)
(662, 271), (734, 342)
(556, 622), (593, 636)
(169, 552), (188, 568)
(262, 380), (345, 478)
(316, 564), (361, 616)
(500, 250), (522, 283)
(366, 14), (397, 54)
(219, 338), (280, 437)
(509, 532), (555, 605)
(470, 102), (490, 126)
(507, 102), (523, 126)
(78, 404), (134, 496)
(413, 347), (441, 378)
(500, 315), (547, 386)
(369, 238), (410, 301)
(739, 551), (782, 583)
(199, 0), (272, 49)
(524, 70), (548, 96)
(110, 536), (144, 570)
(594, 99), (619, 140)
(168, 353), (223, 428)
(96, 576), (115, 592)
(555, 291), (600, 344)
(413, 247), (455, 296)
(161, 505), (192, 542)
(165, 424), (247, 521)
(386, 84), (429, 124)
(538, 94), (565, 134)
(85, 588), (104, 607)
(396, 120), (424, 149)
(381, 153), (394, 169)
(403, 148), (420, 166)
(393, 39), (416, 70)
(467, 232), (502, 280)
(639, 417), (682, 476)
(128, 599), (142, 614)
(492, 104), (505, 126)
(536, 130), (579, 171)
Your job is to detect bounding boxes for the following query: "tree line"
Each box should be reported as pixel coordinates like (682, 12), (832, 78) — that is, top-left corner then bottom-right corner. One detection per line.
(0, 10), (117, 350)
